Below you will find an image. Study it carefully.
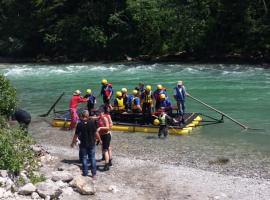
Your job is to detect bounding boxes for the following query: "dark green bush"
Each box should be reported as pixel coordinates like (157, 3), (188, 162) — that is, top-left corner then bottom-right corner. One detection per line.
(0, 127), (37, 174)
(0, 74), (17, 117)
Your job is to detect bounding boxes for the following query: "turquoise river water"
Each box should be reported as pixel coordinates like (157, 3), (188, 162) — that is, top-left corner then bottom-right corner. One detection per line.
(1, 63), (270, 178)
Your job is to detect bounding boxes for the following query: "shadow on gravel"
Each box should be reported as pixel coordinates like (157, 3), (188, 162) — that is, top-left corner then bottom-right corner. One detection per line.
(145, 135), (158, 140)
(61, 159), (81, 164)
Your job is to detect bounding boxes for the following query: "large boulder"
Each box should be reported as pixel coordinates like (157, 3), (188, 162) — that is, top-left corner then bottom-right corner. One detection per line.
(69, 175), (95, 195)
(35, 180), (62, 198)
(18, 183), (36, 195)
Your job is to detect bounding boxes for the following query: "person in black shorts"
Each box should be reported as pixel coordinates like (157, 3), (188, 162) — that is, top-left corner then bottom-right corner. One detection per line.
(96, 107), (112, 171)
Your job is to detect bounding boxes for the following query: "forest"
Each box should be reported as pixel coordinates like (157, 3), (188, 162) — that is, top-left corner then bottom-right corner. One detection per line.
(0, 0), (269, 62)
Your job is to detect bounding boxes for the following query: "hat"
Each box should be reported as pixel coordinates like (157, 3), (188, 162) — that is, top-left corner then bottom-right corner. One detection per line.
(177, 81), (183, 86)
(73, 90), (81, 95)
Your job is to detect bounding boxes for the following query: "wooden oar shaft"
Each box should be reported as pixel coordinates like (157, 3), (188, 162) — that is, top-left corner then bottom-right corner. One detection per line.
(42, 92), (65, 117)
(188, 94), (248, 129)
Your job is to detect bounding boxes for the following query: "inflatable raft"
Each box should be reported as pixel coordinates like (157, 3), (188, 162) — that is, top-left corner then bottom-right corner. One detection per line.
(51, 110), (202, 135)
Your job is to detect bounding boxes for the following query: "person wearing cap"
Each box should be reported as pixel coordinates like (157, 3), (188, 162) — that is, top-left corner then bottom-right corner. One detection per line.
(141, 85), (154, 124)
(69, 90), (88, 130)
(100, 79), (113, 110)
(84, 89), (96, 116)
(71, 110), (98, 178)
(173, 80), (188, 124)
(153, 84), (167, 111)
(131, 89), (142, 113)
(113, 91), (125, 111)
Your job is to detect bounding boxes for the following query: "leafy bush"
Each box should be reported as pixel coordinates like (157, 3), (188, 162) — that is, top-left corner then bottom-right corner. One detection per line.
(0, 74), (17, 117)
(0, 127), (37, 174)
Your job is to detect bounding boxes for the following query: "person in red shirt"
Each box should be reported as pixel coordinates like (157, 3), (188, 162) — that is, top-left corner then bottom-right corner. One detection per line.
(69, 90), (88, 130)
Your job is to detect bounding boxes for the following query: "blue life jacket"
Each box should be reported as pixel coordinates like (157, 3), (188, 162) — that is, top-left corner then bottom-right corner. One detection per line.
(160, 97), (171, 107)
(174, 86), (186, 101)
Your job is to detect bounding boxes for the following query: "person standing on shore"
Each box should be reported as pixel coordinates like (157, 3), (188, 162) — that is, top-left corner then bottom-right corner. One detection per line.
(69, 90), (88, 130)
(173, 81), (188, 124)
(96, 107), (112, 171)
(12, 108), (31, 132)
(70, 110), (98, 178)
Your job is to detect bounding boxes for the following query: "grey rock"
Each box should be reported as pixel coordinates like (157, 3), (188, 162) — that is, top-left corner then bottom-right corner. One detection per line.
(55, 180), (68, 189)
(70, 175), (95, 195)
(31, 192), (40, 199)
(0, 188), (6, 198)
(108, 185), (118, 193)
(51, 171), (73, 182)
(57, 164), (81, 172)
(35, 180), (62, 198)
(59, 187), (80, 200)
(0, 170), (8, 178)
(5, 178), (14, 191)
(19, 183), (36, 195)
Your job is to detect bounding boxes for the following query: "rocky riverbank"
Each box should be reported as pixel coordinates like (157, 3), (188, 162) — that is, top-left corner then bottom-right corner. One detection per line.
(1, 118), (270, 200)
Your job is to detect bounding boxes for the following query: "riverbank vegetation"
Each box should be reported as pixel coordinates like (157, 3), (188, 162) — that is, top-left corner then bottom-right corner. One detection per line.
(0, 0), (269, 63)
(0, 75), (37, 175)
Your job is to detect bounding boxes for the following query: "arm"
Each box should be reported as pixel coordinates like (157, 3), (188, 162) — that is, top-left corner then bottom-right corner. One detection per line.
(70, 126), (79, 147)
(107, 115), (113, 128)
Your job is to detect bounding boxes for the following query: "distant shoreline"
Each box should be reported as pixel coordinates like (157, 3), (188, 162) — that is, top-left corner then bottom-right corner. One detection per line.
(1, 53), (270, 68)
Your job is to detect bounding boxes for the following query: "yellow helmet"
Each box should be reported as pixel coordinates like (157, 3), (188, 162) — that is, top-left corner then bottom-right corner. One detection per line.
(116, 91), (122, 97)
(121, 88), (127, 93)
(132, 90), (138, 95)
(157, 84), (162, 90)
(160, 94), (166, 99)
(101, 79), (108, 84)
(153, 119), (160, 126)
(145, 85), (151, 91)
(86, 89), (92, 94)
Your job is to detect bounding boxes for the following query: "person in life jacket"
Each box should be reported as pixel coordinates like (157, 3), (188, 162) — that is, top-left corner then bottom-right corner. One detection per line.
(121, 88), (131, 111)
(113, 91), (125, 111)
(173, 80), (188, 124)
(84, 89), (96, 116)
(141, 85), (154, 124)
(96, 106), (113, 171)
(131, 89), (142, 113)
(153, 108), (178, 138)
(69, 90), (88, 130)
(153, 84), (167, 111)
(100, 79), (113, 110)
(159, 93), (172, 115)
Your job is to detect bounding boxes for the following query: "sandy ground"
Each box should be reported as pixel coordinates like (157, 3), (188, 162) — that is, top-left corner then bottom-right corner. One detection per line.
(29, 118), (270, 200)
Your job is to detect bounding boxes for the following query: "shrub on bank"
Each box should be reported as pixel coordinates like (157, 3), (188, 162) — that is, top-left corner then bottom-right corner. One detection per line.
(0, 74), (17, 117)
(0, 123), (37, 174)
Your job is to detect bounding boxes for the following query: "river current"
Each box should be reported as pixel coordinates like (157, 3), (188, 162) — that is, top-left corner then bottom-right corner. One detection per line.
(1, 63), (270, 178)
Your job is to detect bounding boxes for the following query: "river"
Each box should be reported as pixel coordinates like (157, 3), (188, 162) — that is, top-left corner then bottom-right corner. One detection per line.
(1, 63), (270, 178)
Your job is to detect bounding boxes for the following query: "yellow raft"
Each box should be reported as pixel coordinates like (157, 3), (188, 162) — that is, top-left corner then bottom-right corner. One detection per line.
(52, 115), (202, 135)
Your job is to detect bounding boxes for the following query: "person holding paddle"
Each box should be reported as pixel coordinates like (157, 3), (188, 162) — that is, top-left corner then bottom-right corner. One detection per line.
(173, 80), (189, 124)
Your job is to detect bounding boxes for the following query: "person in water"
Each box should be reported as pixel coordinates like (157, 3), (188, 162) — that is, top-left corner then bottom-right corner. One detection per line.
(84, 89), (96, 116)
(12, 108), (31, 132)
(69, 90), (88, 130)
(141, 85), (153, 124)
(113, 91), (125, 112)
(100, 79), (113, 110)
(71, 110), (98, 178)
(173, 81), (188, 124)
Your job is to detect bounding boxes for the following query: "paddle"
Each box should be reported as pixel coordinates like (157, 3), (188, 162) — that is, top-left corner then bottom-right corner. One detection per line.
(187, 94), (264, 130)
(39, 92), (65, 117)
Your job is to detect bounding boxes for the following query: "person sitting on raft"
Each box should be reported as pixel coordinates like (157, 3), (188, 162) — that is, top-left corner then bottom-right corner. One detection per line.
(131, 89), (142, 113)
(153, 84), (167, 111)
(100, 79), (113, 110)
(69, 90), (88, 130)
(113, 91), (125, 112)
(159, 93), (172, 115)
(141, 85), (154, 124)
(121, 88), (132, 111)
(84, 89), (96, 116)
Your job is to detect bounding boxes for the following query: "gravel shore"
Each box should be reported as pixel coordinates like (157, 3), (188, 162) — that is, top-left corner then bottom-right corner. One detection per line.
(29, 118), (270, 199)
